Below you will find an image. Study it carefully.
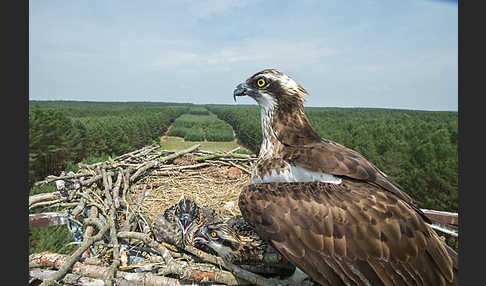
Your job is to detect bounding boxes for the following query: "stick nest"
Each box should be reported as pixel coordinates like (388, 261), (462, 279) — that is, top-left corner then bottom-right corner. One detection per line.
(29, 143), (298, 286)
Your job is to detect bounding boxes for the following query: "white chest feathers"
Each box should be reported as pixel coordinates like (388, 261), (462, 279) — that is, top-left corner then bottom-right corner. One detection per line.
(251, 163), (342, 184)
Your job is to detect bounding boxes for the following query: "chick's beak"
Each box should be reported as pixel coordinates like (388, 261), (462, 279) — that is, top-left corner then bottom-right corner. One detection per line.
(179, 215), (193, 235)
(193, 228), (209, 244)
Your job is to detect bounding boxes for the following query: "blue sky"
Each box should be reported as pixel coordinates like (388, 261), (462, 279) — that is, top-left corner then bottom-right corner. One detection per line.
(29, 0), (458, 111)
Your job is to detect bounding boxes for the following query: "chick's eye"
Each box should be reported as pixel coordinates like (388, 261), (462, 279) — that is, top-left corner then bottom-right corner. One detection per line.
(210, 232), (217, 238)
(256, 78), (266, 88)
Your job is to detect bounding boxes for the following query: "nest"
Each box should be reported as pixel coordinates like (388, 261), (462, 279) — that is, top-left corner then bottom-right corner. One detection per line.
(140, 153), (250, 224)
(28, 143), (297, 286)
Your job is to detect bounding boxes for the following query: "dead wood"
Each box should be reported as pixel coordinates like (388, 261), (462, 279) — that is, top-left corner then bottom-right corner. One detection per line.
(29, 192), (63, 207)
(30, 143), (453, 285)
(30, 252), (215, 286)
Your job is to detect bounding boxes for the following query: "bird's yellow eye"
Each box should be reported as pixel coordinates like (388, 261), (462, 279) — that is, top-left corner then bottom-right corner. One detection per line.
(175, 209), (180, 214)
(257, 78), (266, 87)
(210, 232), (217, 238)
(194, 211), (198, 217)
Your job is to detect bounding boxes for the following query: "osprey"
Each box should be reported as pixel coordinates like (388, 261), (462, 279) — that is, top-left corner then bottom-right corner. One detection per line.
(233, 69), (458, 286)
(194, 215), (287, 265)
(152, 197), (223, 248)
(193, 221), (269, 264)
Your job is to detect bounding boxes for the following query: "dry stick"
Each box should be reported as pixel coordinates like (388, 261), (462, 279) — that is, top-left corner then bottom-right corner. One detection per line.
(112, 144), (159, 161)
(117, 231), (174, 265)
(29, 191), (62, 207)
(112, 169), (123, 209)
(30, 252), (206, 286)
(122, 169), (130, 206)
(195, 152), (252, 161)
(130, 144), (201, 182)
(80, 174), (103, 186)
(82, 206), (99, 258)
(228, 160), (252, 175)
(229, 146), (241, 153)
(71, 197), (86, 217)
(100, 168), (113, 206)
(29, 268), (108, 286)
(148, 163), (212, 176)
(79, 190), (108, 218)
(106, 175), (123, 284)
(29, 199), (64, 210)
(39, 218), (110, 286)
(34, 173), (90, 186)
(105, 209), (120, 286)
(184, 245), (227, 267)
(157, 262), (249, 286)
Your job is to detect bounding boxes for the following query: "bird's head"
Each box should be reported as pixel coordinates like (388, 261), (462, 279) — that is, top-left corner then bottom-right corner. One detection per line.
(233, 69), (308, 113)
(193, 222), (241, 260)
(172, 198), (200, 235)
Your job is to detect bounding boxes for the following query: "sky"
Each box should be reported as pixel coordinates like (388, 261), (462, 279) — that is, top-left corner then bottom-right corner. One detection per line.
(29, 0), (458, 111)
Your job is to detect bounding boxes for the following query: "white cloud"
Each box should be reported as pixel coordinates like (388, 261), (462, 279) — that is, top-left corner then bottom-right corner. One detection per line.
(151, 37), (338, 72)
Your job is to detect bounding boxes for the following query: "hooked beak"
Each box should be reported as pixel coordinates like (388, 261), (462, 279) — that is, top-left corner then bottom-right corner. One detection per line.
(233, 82), (249, 102)
(193, 228), (209, 244)
(178, 215), (193, 235)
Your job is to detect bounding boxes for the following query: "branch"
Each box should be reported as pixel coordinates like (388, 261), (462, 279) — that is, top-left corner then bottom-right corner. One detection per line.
(29, 211), (67, 228)
(34, 173), (90, 186)
(38, 218), (110, 286)
(130, 144), (200, 182)
(195, 152), (253, 161)
(29, 192), (62, 207)
(30, 252), (210, 286)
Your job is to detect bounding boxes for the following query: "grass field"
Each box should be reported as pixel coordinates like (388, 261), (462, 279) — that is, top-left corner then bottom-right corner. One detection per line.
(160, 136), (252, 153)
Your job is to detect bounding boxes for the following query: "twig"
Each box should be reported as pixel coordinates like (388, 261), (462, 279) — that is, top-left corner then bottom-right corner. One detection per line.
(112, 169), (123, 209)
(34, 173), (90, 186)
(39, 218), (110, 286)
(195, 152), (252, 161)
(82, 206), (99, 258)
(30, 251), (208, 286)
(130, 144), (201, 182)
(29, 191), (63, 207)
(101, 168), (113, 206)
(228, 161), (252, 175)
(105, 207), (120, 286)
(117, 231), (174, 264)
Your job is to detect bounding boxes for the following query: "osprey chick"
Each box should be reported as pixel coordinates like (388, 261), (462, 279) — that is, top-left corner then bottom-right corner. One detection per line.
(152, 197), (223, 248)
(234, 69), (458, 286)
(193, 219), (280, 264)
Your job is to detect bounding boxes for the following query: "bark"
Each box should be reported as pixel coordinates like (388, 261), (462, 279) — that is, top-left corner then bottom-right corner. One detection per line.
(29, 211), (67, 228)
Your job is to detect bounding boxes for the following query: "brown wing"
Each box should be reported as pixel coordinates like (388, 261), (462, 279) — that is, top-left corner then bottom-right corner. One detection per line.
(239, 181), (457, 286)
(281, 138), (419, 209)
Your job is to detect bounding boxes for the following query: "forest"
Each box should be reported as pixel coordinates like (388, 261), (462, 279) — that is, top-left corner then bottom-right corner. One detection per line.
(29, 100), (189, 188)
(29, 101), (458, 212)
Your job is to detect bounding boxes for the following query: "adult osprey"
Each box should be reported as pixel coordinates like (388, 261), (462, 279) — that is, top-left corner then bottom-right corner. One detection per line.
(233, 69), (458, 286)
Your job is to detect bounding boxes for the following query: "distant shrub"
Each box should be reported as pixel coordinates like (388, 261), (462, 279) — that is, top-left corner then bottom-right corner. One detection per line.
(206, 121), (234, 142)
(189, 106), (210, 115)
(167, 126), (190, 138)
(184, 126), (205, 141)
(169, 113), (234, 142)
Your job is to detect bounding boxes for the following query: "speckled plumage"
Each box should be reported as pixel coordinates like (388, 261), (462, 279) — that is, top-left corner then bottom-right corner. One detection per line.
(152, 198), (223, 248)
(194, 218), (285, 265)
